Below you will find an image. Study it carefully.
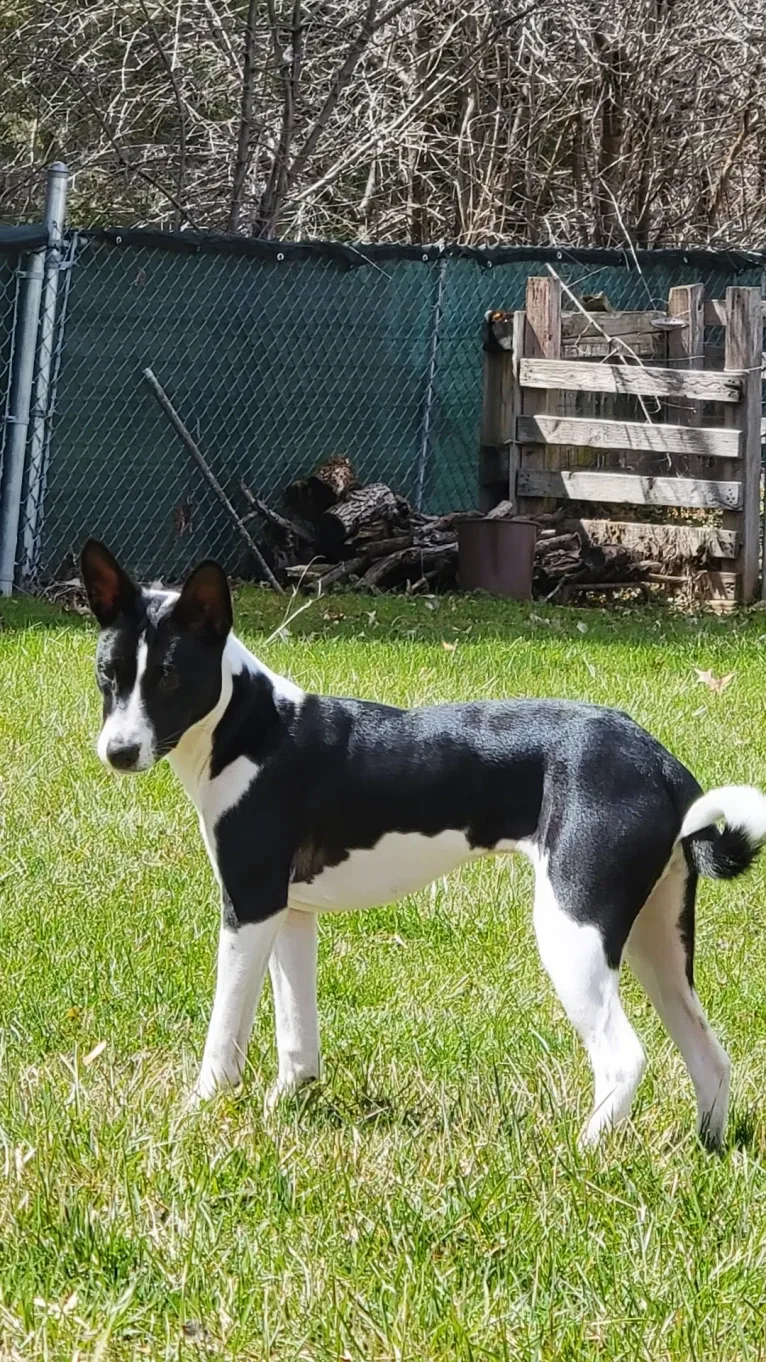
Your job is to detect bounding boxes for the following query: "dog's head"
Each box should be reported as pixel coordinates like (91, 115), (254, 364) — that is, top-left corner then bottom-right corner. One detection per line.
(80, 540), (232, 773)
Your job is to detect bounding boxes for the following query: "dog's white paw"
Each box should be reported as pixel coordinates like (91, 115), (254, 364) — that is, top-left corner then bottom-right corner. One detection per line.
(190, 1061), (240, 1107)
(265, 1071), (318, 1113)
(182, 1087), (204, 1116)
(578, 1122), (603, 1150)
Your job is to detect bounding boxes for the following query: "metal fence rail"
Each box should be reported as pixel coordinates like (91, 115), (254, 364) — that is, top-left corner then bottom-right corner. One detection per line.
(1, 164), (765, 592)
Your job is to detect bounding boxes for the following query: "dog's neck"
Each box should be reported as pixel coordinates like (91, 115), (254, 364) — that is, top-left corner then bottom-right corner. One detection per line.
(168, 632), (301, 804)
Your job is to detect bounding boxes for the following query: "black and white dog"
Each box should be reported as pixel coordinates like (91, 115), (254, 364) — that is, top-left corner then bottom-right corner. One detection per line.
(81, 540), (766, 1147)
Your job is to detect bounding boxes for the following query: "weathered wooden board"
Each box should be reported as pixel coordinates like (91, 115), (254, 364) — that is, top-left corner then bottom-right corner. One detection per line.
(564, 338), (667, 362)
(517, 469), (742, 510)
(666, 285), (705, 432)
(561, 310), (667, 340)
(517, 414), (740, 459)
(568, 517), (740, 560)
(704, 298), (766, 327)
(723, 287), (762, 600)
(522, 277), (562, 513)
(693, 571), (740, 604)
(480, 309), (517, 510)
(519, 358), (742, 404)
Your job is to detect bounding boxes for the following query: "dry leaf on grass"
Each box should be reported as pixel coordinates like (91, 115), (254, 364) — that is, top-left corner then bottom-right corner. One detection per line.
(82, 1040), (107, 1067)
(442, 640), (457, 652)
(693, 668), (735, 694)
(181, 1321), (205, 1341)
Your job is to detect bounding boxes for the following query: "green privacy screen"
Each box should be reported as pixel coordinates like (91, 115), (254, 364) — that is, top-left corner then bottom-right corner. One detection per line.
(39, 232), (764, 583)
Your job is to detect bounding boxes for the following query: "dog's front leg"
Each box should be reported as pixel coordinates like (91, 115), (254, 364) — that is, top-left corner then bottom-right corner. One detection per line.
(266, 908), (321, 1109)
(194, 898), (286, 1102)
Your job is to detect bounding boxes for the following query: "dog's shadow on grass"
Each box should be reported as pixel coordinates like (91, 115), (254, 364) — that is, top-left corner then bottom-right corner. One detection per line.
(653, 1110), (763, 1158)
(731, 1107), (760, 1152)
(280, 1079), (427, 1133)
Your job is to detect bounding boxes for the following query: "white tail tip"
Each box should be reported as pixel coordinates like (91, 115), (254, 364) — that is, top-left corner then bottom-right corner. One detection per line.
(680, 784), (766, 843)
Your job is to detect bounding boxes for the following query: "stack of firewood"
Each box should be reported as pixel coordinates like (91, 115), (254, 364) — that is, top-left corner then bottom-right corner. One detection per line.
(239, 456), (652, 597)
(240, 456), (464, 592)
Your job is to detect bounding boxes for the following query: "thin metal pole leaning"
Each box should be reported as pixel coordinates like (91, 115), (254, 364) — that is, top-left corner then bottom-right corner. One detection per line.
(0, 174), (58, 594)
(20, 162), (69, 586)
(415, 256), (447, 512)
(142, 367), (284, 593)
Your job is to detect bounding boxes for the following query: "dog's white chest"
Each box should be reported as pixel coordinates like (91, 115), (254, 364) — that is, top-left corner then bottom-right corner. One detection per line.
(287, 829), (480, 912)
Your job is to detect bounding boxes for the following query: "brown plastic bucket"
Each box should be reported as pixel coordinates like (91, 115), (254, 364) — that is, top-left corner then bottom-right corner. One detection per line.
(457, 516), (538, 600)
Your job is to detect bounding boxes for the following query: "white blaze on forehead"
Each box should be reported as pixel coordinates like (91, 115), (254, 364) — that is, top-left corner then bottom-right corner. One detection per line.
(97, 636), (157, 770)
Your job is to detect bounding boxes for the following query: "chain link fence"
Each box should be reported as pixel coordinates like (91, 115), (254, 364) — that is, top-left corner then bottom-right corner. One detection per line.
(1, 166), (764, 590)
(0, 256), (20, 483)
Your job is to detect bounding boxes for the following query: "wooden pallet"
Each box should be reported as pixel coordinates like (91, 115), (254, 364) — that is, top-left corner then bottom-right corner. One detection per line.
(479, 279), (763, 603)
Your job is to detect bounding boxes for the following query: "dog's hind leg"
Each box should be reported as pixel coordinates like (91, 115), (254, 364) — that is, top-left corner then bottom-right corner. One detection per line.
(532, 861), (646, 1147)
(626, 852), (731, 1148)
(266, 908), (321, 1109)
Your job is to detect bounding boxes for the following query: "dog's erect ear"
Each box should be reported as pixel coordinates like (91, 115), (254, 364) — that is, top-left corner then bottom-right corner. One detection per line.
(80, 539), (139, 627)
(172, 560), (232, 641)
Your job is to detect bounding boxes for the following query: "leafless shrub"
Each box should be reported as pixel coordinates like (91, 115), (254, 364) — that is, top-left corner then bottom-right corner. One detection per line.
(1, 0), (764, 245)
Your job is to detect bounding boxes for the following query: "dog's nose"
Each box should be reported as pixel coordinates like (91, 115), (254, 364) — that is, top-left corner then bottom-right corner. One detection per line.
(107, 740), (141, 771)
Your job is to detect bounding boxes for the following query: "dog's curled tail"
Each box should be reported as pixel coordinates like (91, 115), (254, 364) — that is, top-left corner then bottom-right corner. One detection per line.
(679, 785), (766, 880)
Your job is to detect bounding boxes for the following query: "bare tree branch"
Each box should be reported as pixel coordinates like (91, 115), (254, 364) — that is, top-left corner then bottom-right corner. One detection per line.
(2, 0), (765, 247)
(137, 0), (188, 229)
(228, 0), (260, 232)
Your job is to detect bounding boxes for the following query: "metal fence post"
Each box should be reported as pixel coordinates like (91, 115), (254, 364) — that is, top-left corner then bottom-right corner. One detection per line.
(415, 255), (447, 511)
(20, 163), (69, 586)
(0, 162), (67, 595)
(761, 264), (766, 600)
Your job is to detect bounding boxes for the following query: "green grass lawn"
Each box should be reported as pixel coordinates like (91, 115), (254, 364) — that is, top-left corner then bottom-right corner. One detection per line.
(4, 588), (766, 1360)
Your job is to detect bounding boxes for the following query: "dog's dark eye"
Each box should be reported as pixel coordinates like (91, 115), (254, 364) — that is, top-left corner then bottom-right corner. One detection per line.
(158, 670), (180, 693)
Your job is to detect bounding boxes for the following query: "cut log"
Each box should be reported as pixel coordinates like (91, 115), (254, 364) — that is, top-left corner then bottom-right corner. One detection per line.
(565, 580), (651, 594)
(353, 516), (406, 546)
(364, 535), (413, 559)
(410, 510), (477, 531)
(318, 483), (403, 552)
(285, 455), (358, 520)
(361, 542), (458, 589)
(284, 563), (328, 581)
(484, 499), (517, 520)
(536, 532), (580, 555)
(317, 555), (368, 589)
